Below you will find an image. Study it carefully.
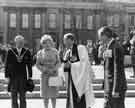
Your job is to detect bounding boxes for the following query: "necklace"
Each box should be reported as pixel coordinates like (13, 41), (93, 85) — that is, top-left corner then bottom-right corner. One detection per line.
(10, 48), (27, 63)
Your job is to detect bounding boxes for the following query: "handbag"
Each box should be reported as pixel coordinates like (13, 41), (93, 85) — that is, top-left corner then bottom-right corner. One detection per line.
(25, 79), (35, 92)
(124, 55), (132, 66)
(48, 76), (63, 87)
(25, 65), (35, 92)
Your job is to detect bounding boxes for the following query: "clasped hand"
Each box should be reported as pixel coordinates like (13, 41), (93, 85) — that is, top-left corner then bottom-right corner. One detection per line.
(64, 61), (71, 69)
(112, 92), (120, 98)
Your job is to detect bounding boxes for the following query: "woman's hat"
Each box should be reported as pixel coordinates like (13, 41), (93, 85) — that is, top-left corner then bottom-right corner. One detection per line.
(64, 33), (74, 40)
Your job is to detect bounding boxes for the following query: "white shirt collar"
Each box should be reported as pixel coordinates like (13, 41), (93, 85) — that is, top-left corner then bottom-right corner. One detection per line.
(16, 48), (22, 55)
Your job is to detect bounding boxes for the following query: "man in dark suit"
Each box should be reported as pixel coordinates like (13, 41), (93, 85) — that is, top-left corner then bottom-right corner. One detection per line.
(98, 27), (127, 108)
(5, 35), (33, 108)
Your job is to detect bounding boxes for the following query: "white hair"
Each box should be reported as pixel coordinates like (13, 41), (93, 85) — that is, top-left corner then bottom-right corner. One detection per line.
(64, 33), (74, 39)
(40, 34), (53, 45)
(98, 27), (104, 37)
(14, 35), (24, 42)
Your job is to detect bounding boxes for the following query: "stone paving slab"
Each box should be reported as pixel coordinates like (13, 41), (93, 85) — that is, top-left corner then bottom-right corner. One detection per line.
(0, 98), (135, 108)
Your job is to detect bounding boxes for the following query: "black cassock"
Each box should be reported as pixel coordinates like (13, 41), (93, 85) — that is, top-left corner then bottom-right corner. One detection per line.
(63, 44), (86, 108)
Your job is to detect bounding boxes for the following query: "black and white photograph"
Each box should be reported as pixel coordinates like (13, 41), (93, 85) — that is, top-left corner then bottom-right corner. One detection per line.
(0, 0), (134, 108)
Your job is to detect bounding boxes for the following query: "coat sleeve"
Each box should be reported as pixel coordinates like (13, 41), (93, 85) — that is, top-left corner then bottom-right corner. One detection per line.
(36, 50), (45, 72)
(55, 50), (61, 70)
(5, 50), (11, 78)
(26, 50), (33, 78)
(112, 47), (123, 93)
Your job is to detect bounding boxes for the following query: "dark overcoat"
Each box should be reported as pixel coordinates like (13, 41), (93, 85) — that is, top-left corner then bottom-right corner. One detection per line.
(104, 39), (127, 108)
(104, 39), (127, 96)
(5, 47), (32, 92)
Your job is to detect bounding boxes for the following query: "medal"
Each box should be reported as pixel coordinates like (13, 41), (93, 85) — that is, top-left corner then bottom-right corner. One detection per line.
(17, 55), (23, 63)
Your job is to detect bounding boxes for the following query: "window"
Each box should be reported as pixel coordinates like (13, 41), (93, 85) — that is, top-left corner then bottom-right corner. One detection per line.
(48, 13), (56, 28)
(131, 15), (135, 26)
(87, 15), (93, 29)
(22, 13), (29, 28)
(128, 15), (132, 26)
(9, 13), (16, 28)
(128, 15), (135, 26)
(34, 14), (41, 28)
(114, 14), (119, 27)
(107, 15), (113, 26)
(96, 15), (100, 28)
(64, 14), (71, 29)
(76, 15), (82, 29)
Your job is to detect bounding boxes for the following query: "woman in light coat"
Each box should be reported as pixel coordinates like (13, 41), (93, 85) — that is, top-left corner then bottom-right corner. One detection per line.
(36, 35), (61, 108)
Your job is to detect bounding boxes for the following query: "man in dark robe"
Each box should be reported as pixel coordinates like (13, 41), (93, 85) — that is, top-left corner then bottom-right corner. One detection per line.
(63, 33), (95, 108)
(5, 35), (33, 108)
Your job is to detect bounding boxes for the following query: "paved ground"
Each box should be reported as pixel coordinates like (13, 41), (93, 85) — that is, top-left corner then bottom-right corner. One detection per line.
(0, 65), (134, 80)
(33, 65), (135, 80)
(31, 65), (135, 80)
(0, 98), (135, 108)
(0, 66), (135, 108)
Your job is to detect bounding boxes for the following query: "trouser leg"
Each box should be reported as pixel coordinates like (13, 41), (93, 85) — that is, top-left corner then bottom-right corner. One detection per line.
(11, 90), (19, 108)
(19, 90), (26, 108)
(66, 71), (71, 108)
(111, 97), (125, 108)
(112, 92), (125, 108)
(104, 92), (125, 108)
(104, 94), (112, 108)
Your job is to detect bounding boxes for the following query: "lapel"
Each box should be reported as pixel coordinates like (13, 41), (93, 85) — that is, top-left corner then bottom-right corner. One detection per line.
(20, 48), (26, 56)
(71, 44), (80, 62)
(13, 48), (19, 56)
(104, 39), (115, 69)
(13, 47), (26, 56)
(107, 38), (115, 50)
(71, 44), (76, 57)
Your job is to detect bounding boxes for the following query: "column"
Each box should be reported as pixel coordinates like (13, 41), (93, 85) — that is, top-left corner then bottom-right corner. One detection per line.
(101, 11), (107, 26)
(16, 9), (20, 34)
(59, 8), (64, 46)
(42, 10), (46, 34)
(3, 10), (8, 44)
(29, 9), (33, 48)
(124, 13), (129, 37)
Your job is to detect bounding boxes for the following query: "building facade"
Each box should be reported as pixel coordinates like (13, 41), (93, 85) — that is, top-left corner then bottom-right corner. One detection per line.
(125, 3), (135, 34)
(0, 0), (131, 49)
